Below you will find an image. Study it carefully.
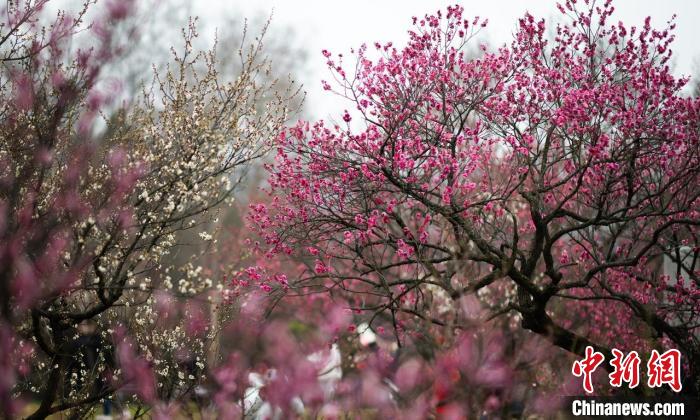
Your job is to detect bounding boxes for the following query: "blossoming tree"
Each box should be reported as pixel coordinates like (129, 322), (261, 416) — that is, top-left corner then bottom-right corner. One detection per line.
(0, 0), (297, 417)
(251, 0), (700, 405)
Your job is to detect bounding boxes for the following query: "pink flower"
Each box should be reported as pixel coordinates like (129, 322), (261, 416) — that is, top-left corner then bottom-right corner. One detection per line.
(560, 250), (570, 265)
(396, 239), (414, 259)
(314, 260), (329, 274)
(343, 231), (354, 244)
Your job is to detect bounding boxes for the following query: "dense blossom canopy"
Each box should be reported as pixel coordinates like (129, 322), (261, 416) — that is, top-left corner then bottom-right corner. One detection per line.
(250, 0), (700, 405)
(0, 1), (296, 417)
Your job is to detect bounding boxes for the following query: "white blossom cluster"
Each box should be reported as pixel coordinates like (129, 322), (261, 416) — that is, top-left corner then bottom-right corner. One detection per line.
(10, 19), (300, 413)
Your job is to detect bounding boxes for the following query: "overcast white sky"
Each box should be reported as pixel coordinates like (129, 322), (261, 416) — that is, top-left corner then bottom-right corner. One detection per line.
(190, 0), (700, 119)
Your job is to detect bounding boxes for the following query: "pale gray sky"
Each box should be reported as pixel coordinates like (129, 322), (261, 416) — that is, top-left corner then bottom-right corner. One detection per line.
(191, 0), (700, 119)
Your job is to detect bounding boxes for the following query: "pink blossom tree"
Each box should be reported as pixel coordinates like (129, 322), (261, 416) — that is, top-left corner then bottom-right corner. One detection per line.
(251, 0), (700, 406)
